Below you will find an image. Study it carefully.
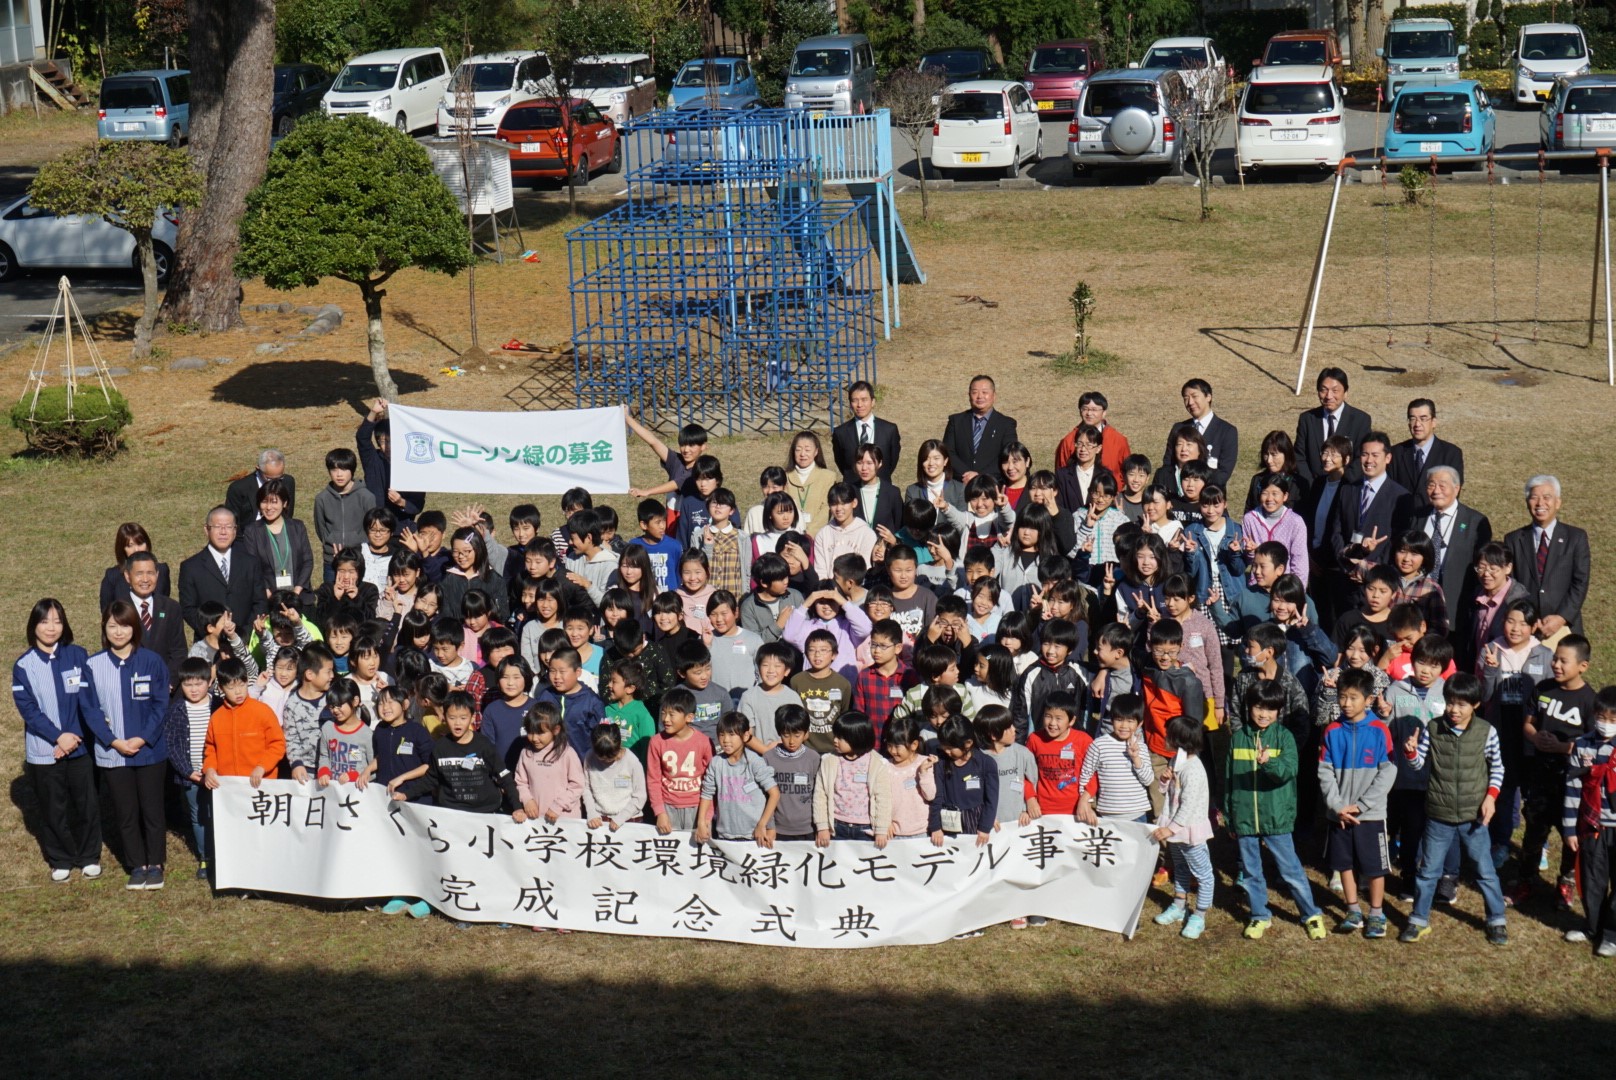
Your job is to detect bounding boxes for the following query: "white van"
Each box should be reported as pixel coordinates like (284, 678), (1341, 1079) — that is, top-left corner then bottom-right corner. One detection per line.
(572, 53), (656, 126)
(1513, 22), (1591, 106)
(437, 52), (553, 137)
(323, 47), (451, 134)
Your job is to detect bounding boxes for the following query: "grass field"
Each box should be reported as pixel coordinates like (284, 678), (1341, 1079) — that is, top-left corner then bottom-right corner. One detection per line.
(4, 139), (1616, 1075)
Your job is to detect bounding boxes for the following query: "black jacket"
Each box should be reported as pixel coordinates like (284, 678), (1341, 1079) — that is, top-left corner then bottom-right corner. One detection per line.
(833, 416), (902, 484)
(1294, 403), (1372, 486)
(178, 545), (266, 636)
(1389, 436), (1465, 504)
(226, 471), (297, 532)
(357, 416), (424, 523)
(941, 408), (1019, 481)
(427, 731), (519, 813)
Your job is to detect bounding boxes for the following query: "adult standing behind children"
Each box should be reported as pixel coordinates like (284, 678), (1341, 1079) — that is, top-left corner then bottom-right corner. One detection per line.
(832, 380), (902, 484)
(1164, 379), (1238, 492)
(1504, 475), (1591, 642)
(97, 523), (171, 617)
(120, 551), (186, 680)
(225, 448), (297, 532)
(942, 375), (1018, 484)
(179, 507), (266, 638)
(1294, 366), (1371, 486)
(358, 400), (423, 524)
(240, 479), (314, 604)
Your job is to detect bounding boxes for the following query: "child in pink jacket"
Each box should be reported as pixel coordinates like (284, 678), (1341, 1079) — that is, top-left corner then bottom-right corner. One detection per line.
(514, 703), (585, 822)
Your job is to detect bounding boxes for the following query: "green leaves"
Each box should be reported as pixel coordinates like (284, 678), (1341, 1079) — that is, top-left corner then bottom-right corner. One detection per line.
(235, 114), (471, 290)
(29, 141), (204, 236)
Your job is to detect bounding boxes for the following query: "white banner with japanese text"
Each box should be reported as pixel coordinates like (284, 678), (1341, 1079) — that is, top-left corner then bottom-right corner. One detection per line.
(387, 403), (629, 495)
(214, 780), (1156, 947)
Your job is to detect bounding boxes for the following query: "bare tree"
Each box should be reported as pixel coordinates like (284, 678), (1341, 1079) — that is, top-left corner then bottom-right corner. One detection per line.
(878, 69), (951, 221)
(1165, 66), (1235, 222)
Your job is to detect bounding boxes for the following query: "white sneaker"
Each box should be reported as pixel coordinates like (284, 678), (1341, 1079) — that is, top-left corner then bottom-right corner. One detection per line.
(80, 863), (102, 880)
(50, 868), (70, 883)
(1565, 929), (1590, 944)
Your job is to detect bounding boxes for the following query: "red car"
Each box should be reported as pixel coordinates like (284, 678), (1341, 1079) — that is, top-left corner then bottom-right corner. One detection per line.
(497, 97), (622, 184)
(1023, 38), (1106, 117)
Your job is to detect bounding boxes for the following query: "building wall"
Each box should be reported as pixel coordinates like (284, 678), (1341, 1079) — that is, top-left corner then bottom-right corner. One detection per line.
(0, 0), (45, 67)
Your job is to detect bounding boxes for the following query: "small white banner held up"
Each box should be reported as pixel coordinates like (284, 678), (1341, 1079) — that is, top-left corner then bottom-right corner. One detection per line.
(388, 404), (630, 495)
(214, 780), (1156, 947)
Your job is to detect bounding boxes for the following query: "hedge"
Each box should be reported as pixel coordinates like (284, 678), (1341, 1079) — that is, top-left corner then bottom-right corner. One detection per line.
(1207, 6), (1310, 79)
(9, 385), (131, 458)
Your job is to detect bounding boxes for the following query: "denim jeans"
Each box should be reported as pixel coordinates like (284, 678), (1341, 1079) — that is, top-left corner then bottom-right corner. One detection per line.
(833, 822), (874, 842)
(178, 778), (211, 862)
(1410, 819), (1507, 927)
(1237, 833), (1322, 921)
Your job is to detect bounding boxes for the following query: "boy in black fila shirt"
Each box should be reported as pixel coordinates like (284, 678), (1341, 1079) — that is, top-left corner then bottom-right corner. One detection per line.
(426, 690), (522, 817)
(1510, 635), (1596, 910)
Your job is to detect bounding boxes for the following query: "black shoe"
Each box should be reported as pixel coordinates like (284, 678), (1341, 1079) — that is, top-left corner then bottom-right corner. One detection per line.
(126, 867), (149, 891)
(1435, 876), (1460, 906)
(195, 861), (209, 882)
(144, 866), (165, 891)
(1486, 924), (1509, 947)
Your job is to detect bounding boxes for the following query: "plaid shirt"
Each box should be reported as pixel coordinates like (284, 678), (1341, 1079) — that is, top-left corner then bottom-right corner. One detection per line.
(853, 662), (915, 740)
(1395, 573), (1449, 637)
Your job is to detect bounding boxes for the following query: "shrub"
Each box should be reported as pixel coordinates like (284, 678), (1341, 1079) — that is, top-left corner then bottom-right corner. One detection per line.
(9, 385), (132, 458)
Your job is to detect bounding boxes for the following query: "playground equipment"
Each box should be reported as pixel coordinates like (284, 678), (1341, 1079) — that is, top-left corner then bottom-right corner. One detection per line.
(567, 107), (921, 434)
(1293, 149), (1615, 394)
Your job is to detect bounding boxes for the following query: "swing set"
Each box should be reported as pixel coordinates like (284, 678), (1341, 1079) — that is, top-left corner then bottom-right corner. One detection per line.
(1292, 149), (1616, 394)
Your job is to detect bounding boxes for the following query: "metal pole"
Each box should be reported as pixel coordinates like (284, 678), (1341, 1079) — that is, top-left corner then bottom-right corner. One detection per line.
(1591, 161), (1605, 348)
(1293, 158), (1350, 395)
(1604, 151), (1614, 384)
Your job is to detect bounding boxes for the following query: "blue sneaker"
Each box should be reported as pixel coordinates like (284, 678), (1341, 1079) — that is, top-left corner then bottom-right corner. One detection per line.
(1364, 914), (1388, 939)
(1336, 910), (1365, 934)
(407, 901), (431, 919)
(1181, 913), (1206, 940)
(381, 899), (410, 916)
(1154, 901), (1187, 926)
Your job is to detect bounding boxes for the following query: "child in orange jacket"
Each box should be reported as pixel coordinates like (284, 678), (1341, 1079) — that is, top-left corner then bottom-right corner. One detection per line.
(203, 658), (286, 789)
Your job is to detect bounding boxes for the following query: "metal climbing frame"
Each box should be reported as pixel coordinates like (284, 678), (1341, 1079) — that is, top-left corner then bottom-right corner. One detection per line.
(567, 107), (887, 434)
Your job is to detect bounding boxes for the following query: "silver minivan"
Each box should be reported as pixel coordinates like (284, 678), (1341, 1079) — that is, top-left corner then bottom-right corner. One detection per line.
(783, 34), (877, 115)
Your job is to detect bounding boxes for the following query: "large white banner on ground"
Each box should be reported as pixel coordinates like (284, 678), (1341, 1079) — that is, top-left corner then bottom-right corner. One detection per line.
(214, 780), (1156, 947)
(388, 404), (629, 495)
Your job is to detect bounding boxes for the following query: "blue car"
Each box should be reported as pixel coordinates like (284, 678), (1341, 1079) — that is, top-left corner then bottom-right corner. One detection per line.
(668, 56), (759, 108)
(1385, 80), (1495, 160)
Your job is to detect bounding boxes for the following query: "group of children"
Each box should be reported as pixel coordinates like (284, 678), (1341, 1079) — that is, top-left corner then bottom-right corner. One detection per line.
(12, 396), (1616, 955)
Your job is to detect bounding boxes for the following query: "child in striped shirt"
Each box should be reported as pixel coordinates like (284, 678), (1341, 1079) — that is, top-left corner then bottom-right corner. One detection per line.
(163, 656), (218, 880)
(1076, 692), (1155, 824)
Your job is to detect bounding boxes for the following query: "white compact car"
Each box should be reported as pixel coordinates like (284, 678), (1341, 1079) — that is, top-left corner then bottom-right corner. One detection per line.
(0, 196), (181, 282)
(1514, 22), (1591, 106)
(1236, 65), (1345, 171)
(322, 47), (451, 134)
(929, 79), (1043, 179)
(436, 51), (552, 137)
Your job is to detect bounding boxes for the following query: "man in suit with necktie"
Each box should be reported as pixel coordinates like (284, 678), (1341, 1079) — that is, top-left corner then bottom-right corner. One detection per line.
(942, 374), (1018, 483)
(225, 448), (297, 532)
(1389, 397), (1465, 504)
(1295, 366), (1372, 486)
(120, 551), (187, 680)
(1504, 475), (1591, 640)
(1328, 432), (1414, 595)
(832, 380), (902, 484)
(1164, 378), (1238, 491)
(1416, 466), (1491, 635)
(179, 506), (266, 638)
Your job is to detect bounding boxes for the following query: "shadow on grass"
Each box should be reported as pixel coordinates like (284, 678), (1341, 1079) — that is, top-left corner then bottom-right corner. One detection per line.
(211, 360), (435, 411)
(509, 191), (622, 232)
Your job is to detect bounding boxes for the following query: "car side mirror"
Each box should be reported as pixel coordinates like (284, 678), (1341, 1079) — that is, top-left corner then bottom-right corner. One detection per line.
(522, 80), (538, 93)
(1127, 61), (1140, 69)
(1252, 59), (1261, 67)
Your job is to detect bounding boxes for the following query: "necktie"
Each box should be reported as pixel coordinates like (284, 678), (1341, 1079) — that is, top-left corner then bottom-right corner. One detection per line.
(861, 422), (871, 447)
(972, 414), (986, 454)
(218, 556), (230, 583)
(1325, 412), (1336, 440)
(1536, 530), (1549, 579)
(1431, 514), (1448, 576)
(1359, 482), (1373, 520)
(1413, 446), (1426, 478)
(140, 600), (152, 632)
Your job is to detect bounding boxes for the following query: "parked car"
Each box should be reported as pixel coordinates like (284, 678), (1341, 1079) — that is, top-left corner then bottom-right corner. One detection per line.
(436, 52), (552, 137)
(668, 56), (759, 109)
(1255, 30), (1342, 78)
(783, 34), (877, 116)
(1236, 65), (1344, 171)
(0, 196), (180, 283)
(1134, 36), (1228, 95)
(1022, 38), (1105, 118)
(1378, 18), (1466, 100)
(272, 64), (331, 137)
(572, 53), (656, 126)
(1513, 22), (1590, 107)
(666, 94), (766, 175)
(918, 48), (998, 82)
(1068, 68), (1193, 176)
(930, 80), (1042, 179)
(497, 98), (622, 185)
(96, 69), (190, 145)
(1540, 73), (1616, 151)
(1385, 80), (1495, 160)
(322, 47), (451, 133)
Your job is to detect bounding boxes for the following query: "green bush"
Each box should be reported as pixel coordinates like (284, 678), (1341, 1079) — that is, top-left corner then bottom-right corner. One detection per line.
(9, 385), (132, 458)
(1468, 21), (1503, 70)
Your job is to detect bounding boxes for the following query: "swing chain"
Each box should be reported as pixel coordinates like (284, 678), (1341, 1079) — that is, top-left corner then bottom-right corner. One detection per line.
(1383, 161), (1395, 346)
(1426, 156), (1437, 347)
(1488, 153), (1500, 345)
(1533, 149), (1546, 345)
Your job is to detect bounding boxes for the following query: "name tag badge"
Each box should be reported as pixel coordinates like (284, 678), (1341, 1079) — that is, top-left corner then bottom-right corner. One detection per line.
(1188, 634), (1204, 648)
(1206, 455), (1219, 470)
(890, 686), (903, 699)
(398, 740), (414, 755)
(131, 676), (152, 701)
(1351, 532), (1365, 545)
(733, 641), (748, 653)
(793, 773), (809, 786)
(1526, 664), (1543, 676)
(964, 775), (981, 790)
(615, 777), (632, 789)
(63, 668), (83, 693)
(275, 571), (293, 589)
(1060, 744), (1075, 759)
(940, 808), (964, 833)
(828, 688), (843, 701)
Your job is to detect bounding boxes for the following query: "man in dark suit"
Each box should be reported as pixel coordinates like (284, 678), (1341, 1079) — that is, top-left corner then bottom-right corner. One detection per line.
(1294, 366), (1372, 486)
(832, 380), (902, 484)
(1416, 465), (1491, 635)
(942, 374), (1018, 483)
(179, 506), (267, 638)
(1504, 475), (1591, 638)
(120, 551), (187, 679)
(1164, 378), (1238, 491)
(225, 448), (296, 532)
(1328, 431), (1415, 585)
(848, 446), (904, 533)
(1389, 397), (1465, 503)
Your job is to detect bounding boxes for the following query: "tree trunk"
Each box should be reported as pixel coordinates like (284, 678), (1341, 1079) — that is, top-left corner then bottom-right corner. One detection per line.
(160, 0), (275, 332)
(835, 0), (848, 34)
(132, 230), (158, 359)
(359, 278), (399, 400)
(911, 135), (931, 221)
(913, 0), (925, 34)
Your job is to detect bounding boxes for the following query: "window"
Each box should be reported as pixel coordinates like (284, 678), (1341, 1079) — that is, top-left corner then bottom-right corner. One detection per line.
(635, 59), (653, 82)
(735, 60), (749, 81)
(1083, 81), (1159, 117)
(503, 105), (562, 130)
(574, 62), (630, 88)
(1244, 82), (1335, 115)
(940, 93), (1005, 121)
(1566, 85), (1616, 113)
(1520, 32), (1586, 62)
(859, 44), (875, 71)
(333, 64), (397, 92)
(463, 63), (518, 92)
(1393, 91), (1470, 133)
(1265, 39), (1327, 66)
(527, 56), (551, 81)
(423, 53), (447, 80)
(1142, 46), (1210, 70)
(578, 103), (602, 124)
(1386, 30), (1456, 60)
(1027, 46), (1088, 74)
(166, 74), (189, 105)
(793, 49), (851, 77)
(100, 78), (162, 110)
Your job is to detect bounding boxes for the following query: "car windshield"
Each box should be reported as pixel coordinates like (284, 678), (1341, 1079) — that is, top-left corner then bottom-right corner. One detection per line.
(1521, 32), (1586, 61)
(1386, 30), (1456, 59)
(791, 49), (852, 77)
(675, 63), (732, 88)
(1245, 82), (1334, 115)
(922, 51), (984, 76)
(1395, 91), (1470, 133)
(940, 93), (1005, 120)
(460, 63), (518, 91)
(573, 62), (630, 88)
(1566, 85), (1616, 113)
(1027, 46), (1088, 74)
(1142, 46), (1208, 70)
(502, 105), (563, 131)
(1084, 82), (1158, 117)
(1264, 39), (1327, 65)
(100, 78), (161, 110)
(333, 64), (397, 92)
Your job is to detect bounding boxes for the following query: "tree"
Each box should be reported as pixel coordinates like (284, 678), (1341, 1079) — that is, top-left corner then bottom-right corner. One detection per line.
(878, 69), (949, 221)
(1165, 66), (1234, 222)
(536, 0), (640, 214)
(236, 116), (472, 399)
(30, 141), (204, 359)
(159, 0), (276, 333)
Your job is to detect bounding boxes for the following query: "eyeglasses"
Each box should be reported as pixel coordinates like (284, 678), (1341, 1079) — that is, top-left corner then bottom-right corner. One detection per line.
(207, 523), (236, 532)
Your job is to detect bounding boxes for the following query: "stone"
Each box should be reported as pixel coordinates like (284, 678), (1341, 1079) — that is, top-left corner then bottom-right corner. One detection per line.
(253, 343), (284, 355)
(104, 366), (130, 377)
(139, 365), (159, 373)
(213, 356), (236, 365)
(294, 305), (323, 315)
(168, 356), (208, 371)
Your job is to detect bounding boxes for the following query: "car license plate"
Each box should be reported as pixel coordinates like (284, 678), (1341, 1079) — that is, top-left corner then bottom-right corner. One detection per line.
(1536, 90), (1551, 101)
(1589, 119), (1616, 133)
(959, 152), (984, 163)
(520, 142), (545, 154)
(118, 122), (142, 131)
(1270, 129), (1307, 142)
(811, 111), (825, 121)
(1419, 141), (1444, 153)
(1036, 100), (1053, 110)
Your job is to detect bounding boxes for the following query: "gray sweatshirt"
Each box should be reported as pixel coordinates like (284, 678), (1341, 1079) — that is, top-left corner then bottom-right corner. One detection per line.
(737, 684), (803, 745)
(700, 750), (777, 839)
(313, 483), (377, 551)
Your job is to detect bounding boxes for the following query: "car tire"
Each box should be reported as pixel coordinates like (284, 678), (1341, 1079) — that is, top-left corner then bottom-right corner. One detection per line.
(1003, 145), (1020, 180)
(605, 139), (623, 174)
(134, 241), (175, 285)
(276, 113), (294, 138)
(0, 241), (18, 282)
(395, 113), (409, 133)
(167, 126), (184, 148)
(571, 156), (590, 187)
(1032, 131), (1043, 165)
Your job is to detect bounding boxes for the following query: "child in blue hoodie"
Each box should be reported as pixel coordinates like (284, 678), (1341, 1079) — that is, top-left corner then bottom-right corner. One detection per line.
(928, 713), (1001, 855)
(534, 645), (606, 762)
(1318, 667), (1397, 939)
